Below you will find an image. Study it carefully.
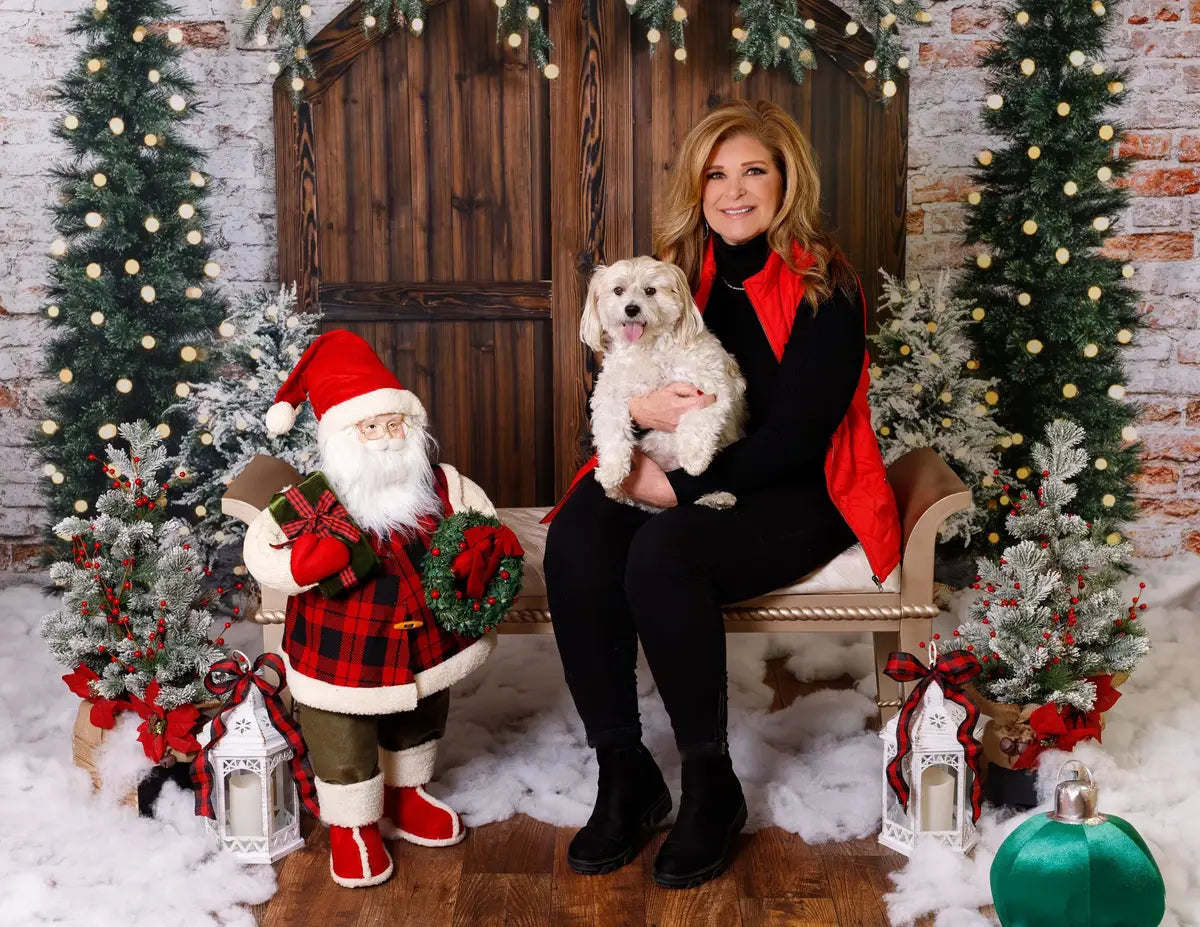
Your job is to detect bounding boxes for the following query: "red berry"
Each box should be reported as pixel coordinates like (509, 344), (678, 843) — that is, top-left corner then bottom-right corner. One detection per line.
(431, 547), (441, 557)
(918, 641), (926, 648)
(430, 590), (441, 600)
(458, 542), (467, 552)
(472, 602), (481, 611)
(952, 630), (960, 636)
(455, 591), (463, 599)
(500, 570), (509, 580)
(487, 596), (496, 605)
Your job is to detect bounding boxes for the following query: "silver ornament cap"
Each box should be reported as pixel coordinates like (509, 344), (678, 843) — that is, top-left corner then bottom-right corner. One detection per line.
(1047, 760), (1107, 825)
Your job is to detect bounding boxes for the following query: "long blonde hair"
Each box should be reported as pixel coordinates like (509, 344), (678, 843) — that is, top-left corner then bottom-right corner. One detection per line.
(653, 99), (854, 311)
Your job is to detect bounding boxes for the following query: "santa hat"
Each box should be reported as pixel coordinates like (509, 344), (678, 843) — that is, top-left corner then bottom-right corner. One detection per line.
(265, 329), (427, 436)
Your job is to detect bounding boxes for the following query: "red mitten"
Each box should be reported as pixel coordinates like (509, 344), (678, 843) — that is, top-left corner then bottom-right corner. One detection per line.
(289, 534), (351, 586)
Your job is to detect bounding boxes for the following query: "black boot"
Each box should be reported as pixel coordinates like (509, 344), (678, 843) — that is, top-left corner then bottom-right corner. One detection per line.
(567, 742), (672, 875)
(652, 748), (747, 889)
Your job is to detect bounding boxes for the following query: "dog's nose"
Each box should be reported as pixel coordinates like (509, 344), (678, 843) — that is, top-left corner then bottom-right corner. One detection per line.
(624, 304), (640, 318)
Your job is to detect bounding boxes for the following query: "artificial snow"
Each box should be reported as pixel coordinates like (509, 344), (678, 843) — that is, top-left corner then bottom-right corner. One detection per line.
(2, 556), (1197, 925)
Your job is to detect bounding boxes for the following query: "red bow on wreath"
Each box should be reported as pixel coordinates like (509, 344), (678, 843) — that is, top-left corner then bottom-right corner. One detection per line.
(192, 653), (320, 820)
(452, 525), (525, 601)
(277, 486), (361, 545)
(1013, 674), (1121, 771)
(885, 650), (984, 823)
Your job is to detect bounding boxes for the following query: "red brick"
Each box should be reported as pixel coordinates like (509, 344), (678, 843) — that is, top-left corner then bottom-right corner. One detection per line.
(6, 543), (44, 571)
(1185, 532), (1200, 555)
(1102, 233), (1194, 261)
(1139, 497), (1200, 518)
(950, 6), (999, 32)
(910, 174), (977, 205)
(1189, 399), (1200, 423)
(1119, 133), (1173, 160)
(1157, 6), (1182, 20)
(0, 386), (16, 410)
(1133, 462), (1180, 490)
(917, 41), (997, 68)
(1192, 0), (1200, 21)
(1180, 136), (1200, 161)
(148, 21), (229, 49)
(1142, 402), (1183, 424)
(1122, 167), (1200, 197)
(1140, 433), (1200, 461)
(906, 208), (925, 234)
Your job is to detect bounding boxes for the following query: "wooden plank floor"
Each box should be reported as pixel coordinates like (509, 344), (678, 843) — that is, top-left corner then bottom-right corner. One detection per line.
(252, 662), (940, 927)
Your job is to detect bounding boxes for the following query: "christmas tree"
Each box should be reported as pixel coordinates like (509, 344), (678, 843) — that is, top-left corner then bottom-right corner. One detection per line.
(949, 420), (1149, 712)
(869, 271), (1015, 548)
(42, 422), (229, 719)
(955, 0), (1140, 548)
(33, 0), (225, 537)
(170, 286), (320, 581)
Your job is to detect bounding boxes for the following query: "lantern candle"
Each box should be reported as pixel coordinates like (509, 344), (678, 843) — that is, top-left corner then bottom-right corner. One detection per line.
(920, 767), (956, 831)
(228, 772), (264, 837)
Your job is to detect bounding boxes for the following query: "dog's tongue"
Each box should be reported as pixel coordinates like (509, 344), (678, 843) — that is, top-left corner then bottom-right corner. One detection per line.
(621, 322), (645, 344)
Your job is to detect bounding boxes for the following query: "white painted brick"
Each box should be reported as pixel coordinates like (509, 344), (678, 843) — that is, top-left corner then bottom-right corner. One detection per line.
(1130, 197), (1188, 229)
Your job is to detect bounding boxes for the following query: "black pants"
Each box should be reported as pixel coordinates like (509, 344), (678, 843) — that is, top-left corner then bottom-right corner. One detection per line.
(544, 476), (856, 751)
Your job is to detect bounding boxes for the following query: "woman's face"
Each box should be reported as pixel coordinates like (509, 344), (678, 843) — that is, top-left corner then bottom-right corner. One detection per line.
(701, 133), (784, 245)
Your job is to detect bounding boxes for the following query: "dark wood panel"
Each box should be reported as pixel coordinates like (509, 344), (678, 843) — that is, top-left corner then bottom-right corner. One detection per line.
(320, 282), (552, 321)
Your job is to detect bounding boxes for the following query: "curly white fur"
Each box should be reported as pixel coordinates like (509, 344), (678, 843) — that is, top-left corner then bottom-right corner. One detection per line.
(582, 256), (747, 511)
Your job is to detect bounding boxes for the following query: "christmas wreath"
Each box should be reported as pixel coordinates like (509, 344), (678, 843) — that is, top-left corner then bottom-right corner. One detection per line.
(422, 510), (524, 637)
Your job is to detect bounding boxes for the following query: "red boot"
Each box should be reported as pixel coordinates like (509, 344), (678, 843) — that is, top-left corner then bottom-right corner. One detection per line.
(315, 773), (394, 888)
(379, 741), (465, 847)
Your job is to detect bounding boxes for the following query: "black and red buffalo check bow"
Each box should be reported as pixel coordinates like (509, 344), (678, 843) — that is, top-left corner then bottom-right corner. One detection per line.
(884, 649), (984, 823)
(193, 653), (320, 821)
(278, 485), (361, 545)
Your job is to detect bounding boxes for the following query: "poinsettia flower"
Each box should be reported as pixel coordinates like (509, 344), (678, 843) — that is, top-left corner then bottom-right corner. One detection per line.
(129, 681), (201, 763)
(1089, 674), (1122, 715)
(1013, 702), (1103, 770)
(62, 665), (127, 730)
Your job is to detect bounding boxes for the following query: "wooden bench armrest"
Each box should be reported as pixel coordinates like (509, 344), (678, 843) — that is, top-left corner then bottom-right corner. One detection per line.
(220, 454), (304, 527)
(885, 448), (971, 605)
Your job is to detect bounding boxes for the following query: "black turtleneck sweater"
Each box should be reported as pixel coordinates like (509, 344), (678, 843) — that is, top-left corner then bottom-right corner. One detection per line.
(665, 232), (866, 504)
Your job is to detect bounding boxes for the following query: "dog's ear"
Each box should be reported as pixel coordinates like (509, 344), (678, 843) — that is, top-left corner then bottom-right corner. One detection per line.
(579, 264), (608, 352)
(666, 262), (705, 344)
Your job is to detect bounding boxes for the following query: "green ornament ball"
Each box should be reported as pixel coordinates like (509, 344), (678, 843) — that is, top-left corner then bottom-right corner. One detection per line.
(990, 762), (1165, 927)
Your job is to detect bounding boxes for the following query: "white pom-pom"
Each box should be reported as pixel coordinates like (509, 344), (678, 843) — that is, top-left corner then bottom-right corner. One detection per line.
(265, 401), (297, 435)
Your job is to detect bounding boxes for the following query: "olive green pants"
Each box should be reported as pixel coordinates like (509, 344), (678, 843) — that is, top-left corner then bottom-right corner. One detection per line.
(298, 690), (450, 785)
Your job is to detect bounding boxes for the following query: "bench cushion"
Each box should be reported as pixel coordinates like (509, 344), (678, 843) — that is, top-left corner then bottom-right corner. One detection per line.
(496, 506), (900, 600)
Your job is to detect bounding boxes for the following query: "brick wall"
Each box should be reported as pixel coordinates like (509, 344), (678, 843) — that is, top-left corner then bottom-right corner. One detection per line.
(1, 1), (1196, 582)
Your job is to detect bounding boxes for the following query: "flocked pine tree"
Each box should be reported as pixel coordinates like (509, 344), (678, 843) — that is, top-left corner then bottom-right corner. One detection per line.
(948, 420), (1149, 712)
(170, 286), (320, 580)
(868, 271), (1014, 548)
(955, 0), (1141, 549)
(33, 0), (224, 537)
(42, 422), (228, 712)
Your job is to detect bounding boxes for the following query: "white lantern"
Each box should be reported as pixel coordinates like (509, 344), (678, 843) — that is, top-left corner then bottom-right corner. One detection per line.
(198, 653), (304, 863)
(879, 644), (978, 855)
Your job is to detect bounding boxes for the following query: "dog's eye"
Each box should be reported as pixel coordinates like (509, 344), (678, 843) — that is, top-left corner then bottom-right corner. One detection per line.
(644, 287), (656, 296)
(613, 286), (624, 296)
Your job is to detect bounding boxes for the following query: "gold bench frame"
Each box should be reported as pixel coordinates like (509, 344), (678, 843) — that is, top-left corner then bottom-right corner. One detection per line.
(222, 448), (968, 722)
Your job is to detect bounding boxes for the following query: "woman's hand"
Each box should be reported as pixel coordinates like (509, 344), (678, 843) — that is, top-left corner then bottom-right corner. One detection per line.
(621, 451), (677, 509)
(629, 382), (715, 433)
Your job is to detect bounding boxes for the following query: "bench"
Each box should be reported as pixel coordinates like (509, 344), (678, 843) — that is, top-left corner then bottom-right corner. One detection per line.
(221, 448), (969, 721)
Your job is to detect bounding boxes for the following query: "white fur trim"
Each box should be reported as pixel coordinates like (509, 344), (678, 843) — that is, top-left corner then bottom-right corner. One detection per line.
(243, 509), (317, 597)
(286, 652), (419, 715)
(329, 826), (394, 888)
(317, 388), (427, 437)
(414, 631), (496, 698)
(315, 773), (384, 827)
(390, 787), (465, 847)
(265, 401), (297, 436)
(379, 740), (437, 788)
(439, 464), (498, 518)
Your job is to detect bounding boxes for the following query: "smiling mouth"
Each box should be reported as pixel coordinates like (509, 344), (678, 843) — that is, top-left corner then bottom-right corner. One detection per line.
(722, 206), (755, 217)
(620, 321), (646, 343)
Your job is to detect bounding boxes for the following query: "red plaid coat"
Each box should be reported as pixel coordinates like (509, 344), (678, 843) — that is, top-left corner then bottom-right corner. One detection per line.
(282, 466), (495, 715)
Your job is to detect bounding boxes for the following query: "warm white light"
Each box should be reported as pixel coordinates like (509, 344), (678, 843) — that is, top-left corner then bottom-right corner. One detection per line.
(169, 94), (186, 112)
(673, 5), (687, 21)
(1102, 494), (1116, 507)
(985, 390), (998, 405)
(50, 239), (67, 257)
(41, 420), (59, 435)
(972, 308), (986, 321)
(1020, 58), (1035, 75)
(1093, 216), (1110, 231)
(167, 26), (183, 43)
(508, 33), (522, 48)
(141, 335), (157, 349)
(1088, 286), (1102, 301)
(1098, 165), (1113, 181)
(64, 115), (79, 130)
(1028, 145), (1041, 159)
(47, 305), (60, 317)
(1069, 50), (1086, 67)
(218, 321), (236, 337)
(1083, 343), (1099, 357)
(1099, 124), (1114, 140)
(1064, 180), (1078, 196)
(132, 25), (146, 41)
(200, 432), (213, 445)
(180, 345), (198, 362)
(1095, 457), (1109, 470)
(526, 4), (539, 19)
(186, 230), (202, 245)
(124, 259), (140, 274)
(777, 35), (791, 49)
(204, 261), (220, 278)
(145, 216), (160, 232)
(189, 171), (205, 187)
(865, 59), (878, 74)
(87, 58), (102, 73)
(148, 69), (161, 83)
(883, 80), (897, 97)
(364, 14), (376, 26)
(673, 48), (687, 62)
(144, 134), (158, 147)
(51, 472), (65, 484)
(1117, 328), (1132, 343)
(58, 368), (73, 383)
(1017, 292), (1031, 306)
(410, 17), (423, 32)
(1108, 384), (1126, 399)
(85, 211), (103, 228)
(186, 286), (202, 298)
(897, 55), (910, 71)
(179, 203), (195, 219)
(1055, 247), (1070, 264)
(156, 424), (171, 438)
(1022, 220), (1038, 235)
(86, 265), (102, 280)
(986, 94), (1003, 109)
(115, 378), (132, 393)
(1122, 425), (1138, 441)
(140, 286), (156, 302)
(1026, 339), (1043, 354)
(976, 253), (992, 269)
(1122, 264), (1135, 278)
(74, 500), (89, 513)
(92, 172), (107, 187)
(108, 117), (125, 135)
(738, 60), (753, 76)
(845, 21), (859, 35)
(98, 423), (117, 440)
(1062, 383), (1078, 398)
(176, 383), (190, 397)
(291, 77), (305, 92)
(1016, 11), (1030, 24)
(1057, 102), (1070, 116)
(977, 149), (993, 166)
(647, 28), (661, 44)
(267, 62), (281, 75)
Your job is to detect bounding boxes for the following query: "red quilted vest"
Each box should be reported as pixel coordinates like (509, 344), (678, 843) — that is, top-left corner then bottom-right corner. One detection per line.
(546, 240), (902, 584)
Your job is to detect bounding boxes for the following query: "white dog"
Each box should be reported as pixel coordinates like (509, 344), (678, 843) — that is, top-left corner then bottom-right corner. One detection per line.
(581, 256), (747, 511)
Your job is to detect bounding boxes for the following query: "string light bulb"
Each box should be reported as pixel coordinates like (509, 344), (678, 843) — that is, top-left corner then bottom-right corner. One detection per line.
(1056, 102), (1070, 116)
(880, 12), (896, 28)
(108, 117), (125, 135)
(508, 33), (522, 48)
(291, 77), (305, 92)
(1023, 220), (1038, 235)
(145, 216), (160, 232)
(1108, 384), (1126, 399)
(526, 4), (539, 18)
(865, 59), (878, 74)
(144, 133), (158, 147)
(1088, 286), (1102, 300)
(116, 378), (132, 393)
(1016, 11), (1030, 24)
(98, 423), (117, 440)
(1093, 216), (1110, 231)
(673, 5), (687, 20)
(1093, 0), (1106, 13)
(1064, 180), (1078, 195)
(1102, 494), (1115, 507)
(85, 211), (103, 228)
(1062, 383), (1078, 398)
(985, 390), (998, 405)
(156, 424), (171, 438)
(1084, 343), (1099, 357)
(186, 286), (202, 298)
(1028, 145), (1041, 159)
(63, 114), (79, 130)
(1098, 165), (1113, 181)
(141, 335), (156, 349)
(267, 61), (280, 75)
(148, 69), (161, 83)
(219, 320), (236, 337)
(178, 203), (195, 219)
(87, 58), (103, 73)
(845, 20), (859, 35)
(732, 27), (746, 41)
(74, 500), (89, 513)
(204, 261), (221, 278)
(1099, 124), (1114, 140)
(180, 345), (198, 362)
(200, 432), (213, 445)
(1069, 50), (1086, 67)
(364, 13), (376, 26)
(1122, 264), (1135, 278)
(1026, 339), (1043, 354)
(140, 285), (156, 302)
(300, 3), (312, 15)
(186, 230), (202, 245)
(986, 94), (1003, 109)
(647, 28), (661, 43)
(976, 253), (992, 269)
(52, 472), (65, 484)
(167, 26), (183, 43)
(738, 60), (753, 76)
(58, 368), (73, 383)
(968, 191), (982, 205)
(972, 308), (986, 321)
(883, 80), (897, 97)
(1017, 292), (1031, 306)
(1020, 58), (1035, 75)
(124, 259), (140, 274)
(1117, 329), (1132, 343)
(42, 420), (59, 435)
(1122, 425), (1139, 441)
(1108, 80), (1124, 94)
(1055, 247), (1070, 264)
(1095, 457), (1109, 470)
(176, 383), (190, 398)
(90, 309), (104, 322)
(804, 18), (815, 29)
(47, 305), (60, 318)
(977, 149), (993, 166)
(169, 94), (186, 112)
(86, 264), (102, 280)
(777, 35), (791, 49)
(92, 172), (107, 187)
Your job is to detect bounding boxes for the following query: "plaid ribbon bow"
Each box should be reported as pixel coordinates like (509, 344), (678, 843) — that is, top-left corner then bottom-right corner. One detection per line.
(278, 486), (361, 545)
(192, 653), (320, 821)
(884, 650), (984, 823)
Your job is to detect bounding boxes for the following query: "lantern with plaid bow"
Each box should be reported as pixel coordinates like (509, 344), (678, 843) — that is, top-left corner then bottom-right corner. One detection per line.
(193, 651), (317, 863)
(879, 642), (983, 856)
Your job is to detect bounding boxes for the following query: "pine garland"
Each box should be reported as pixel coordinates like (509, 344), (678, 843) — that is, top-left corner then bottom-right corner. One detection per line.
(626, 0), (689, 61)
(242, 0), (318, 104)
(946, 420), (1149, 712)
(41, 421), (230, 710)
(868, 271), (1016, 548)
(422, 511), (523, 637)
(496, 0), (553, 74)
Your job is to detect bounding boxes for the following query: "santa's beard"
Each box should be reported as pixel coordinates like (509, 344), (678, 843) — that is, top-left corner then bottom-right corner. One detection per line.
(318, 423), (443, 538)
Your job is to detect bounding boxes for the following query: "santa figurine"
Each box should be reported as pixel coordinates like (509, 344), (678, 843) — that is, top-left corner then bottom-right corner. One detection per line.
(243, 330), (497, 888)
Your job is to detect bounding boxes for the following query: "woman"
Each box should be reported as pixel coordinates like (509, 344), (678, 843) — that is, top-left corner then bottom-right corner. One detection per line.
(543, 100), (901, 889)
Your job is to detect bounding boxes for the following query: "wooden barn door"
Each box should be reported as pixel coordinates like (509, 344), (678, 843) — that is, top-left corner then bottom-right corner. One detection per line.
(275, 0), (906, 504)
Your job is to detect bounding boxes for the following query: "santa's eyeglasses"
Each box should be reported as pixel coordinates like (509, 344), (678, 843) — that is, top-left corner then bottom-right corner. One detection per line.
(356, 415), (407, 441)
